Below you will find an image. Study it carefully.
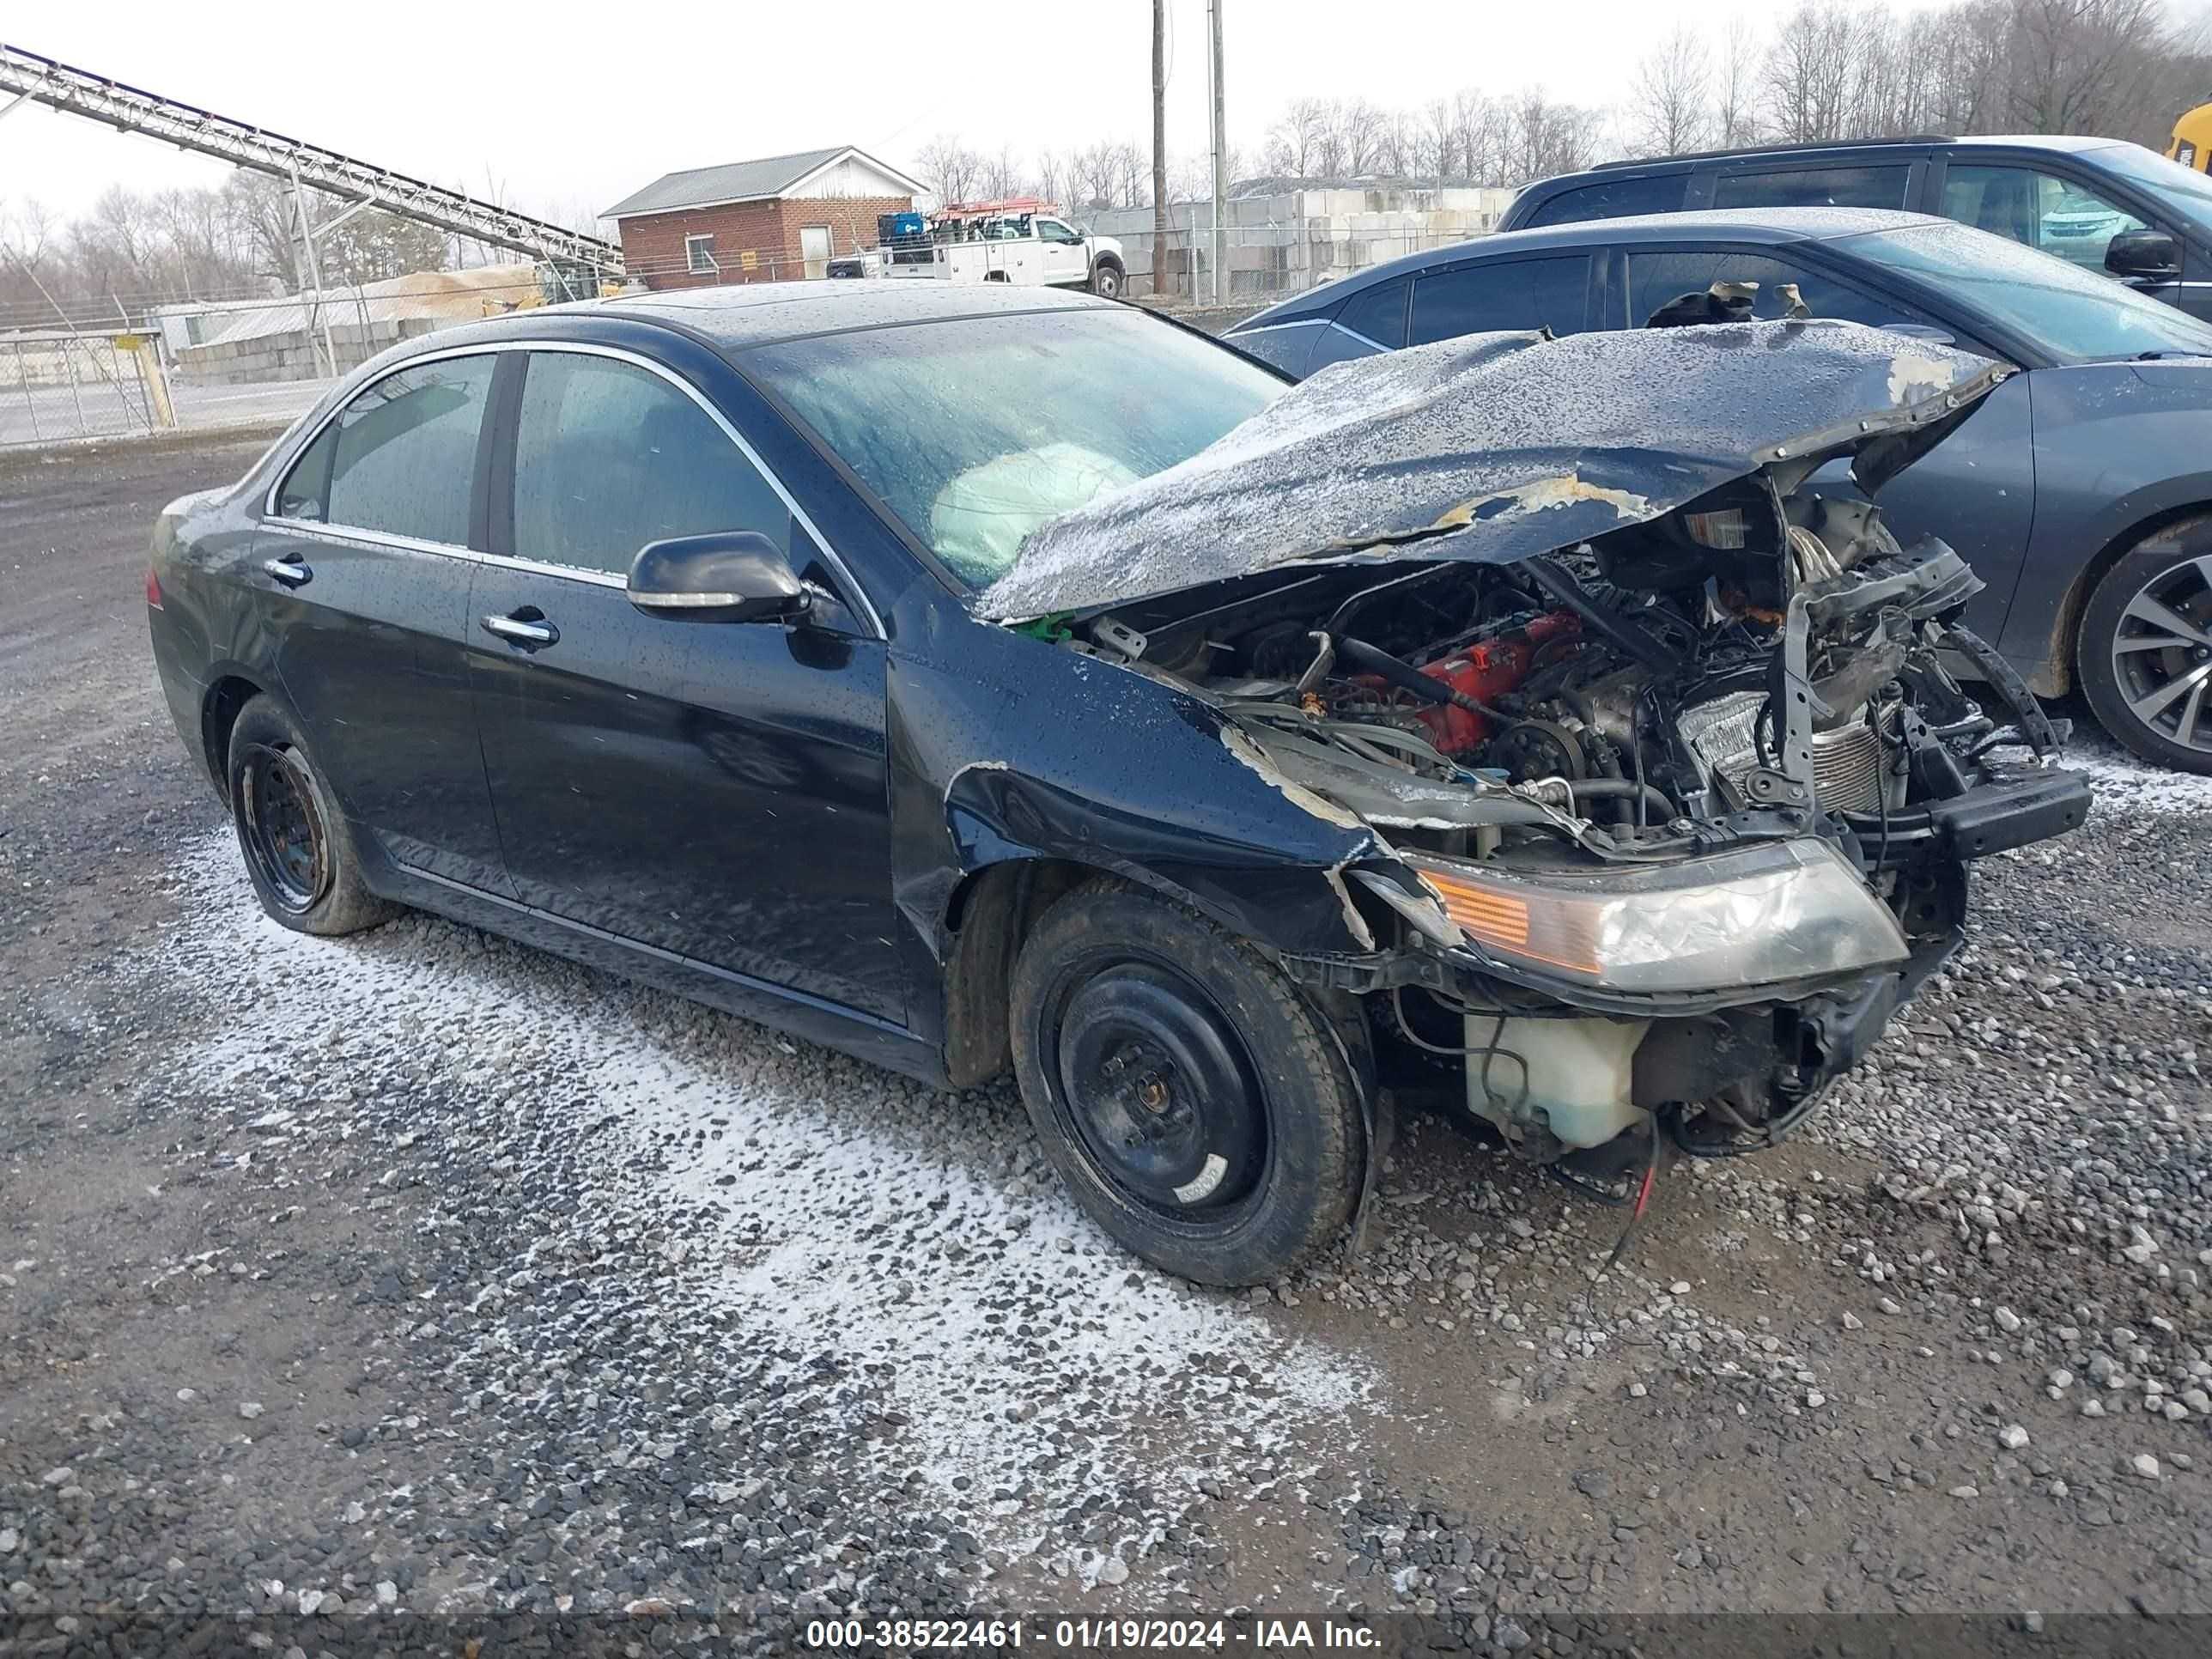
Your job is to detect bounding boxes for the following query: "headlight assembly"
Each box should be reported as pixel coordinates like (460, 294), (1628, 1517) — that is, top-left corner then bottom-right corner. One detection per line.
(1405, 839), (1909, 994)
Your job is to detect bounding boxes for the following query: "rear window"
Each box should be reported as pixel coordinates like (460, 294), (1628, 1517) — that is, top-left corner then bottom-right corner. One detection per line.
(1334, 278), (1408, 349)
(1521, 173), (1686, 228)
(1712, 166), (1911, 210)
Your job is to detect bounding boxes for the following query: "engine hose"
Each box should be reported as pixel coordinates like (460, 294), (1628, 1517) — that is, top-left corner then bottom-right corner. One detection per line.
(1335, 635), (1511, 723)
(1565, 777), (1675, 822)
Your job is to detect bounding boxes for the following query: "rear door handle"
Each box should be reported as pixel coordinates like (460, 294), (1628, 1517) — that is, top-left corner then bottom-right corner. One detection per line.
(481, 612), (558, 647)
(262, 556), (311, 587)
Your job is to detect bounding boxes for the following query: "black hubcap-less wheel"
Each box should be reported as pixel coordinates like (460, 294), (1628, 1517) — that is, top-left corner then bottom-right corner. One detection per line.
(1052, 962), (1267, 1218)
(2112, 554), (2212, 756)
(239, 742), (331, 913)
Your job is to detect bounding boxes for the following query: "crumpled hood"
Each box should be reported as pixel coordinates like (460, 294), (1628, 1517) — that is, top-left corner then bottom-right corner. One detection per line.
(976, 320), (2008, 621)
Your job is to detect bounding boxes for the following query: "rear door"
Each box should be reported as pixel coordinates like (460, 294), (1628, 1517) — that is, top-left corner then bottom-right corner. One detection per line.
(465, 344), (903, 1022)
(257, 351), (511, 892)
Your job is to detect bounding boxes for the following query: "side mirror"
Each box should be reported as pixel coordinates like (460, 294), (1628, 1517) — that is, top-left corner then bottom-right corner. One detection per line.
(628, 531), (811, 624)
(2106, 228), (2180, 280)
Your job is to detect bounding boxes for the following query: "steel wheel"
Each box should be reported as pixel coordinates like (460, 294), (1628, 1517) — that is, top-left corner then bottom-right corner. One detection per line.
(1050, 961), (1270, 1218)
(2108, 552), (2212, 757)
(236, 740), (332, 914)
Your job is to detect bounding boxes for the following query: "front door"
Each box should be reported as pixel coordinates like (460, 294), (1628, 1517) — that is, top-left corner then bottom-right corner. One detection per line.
(1036, 217), (1089, 285)
(465, 346), (903, 1022)
(799, 224), (832, 281)
(258, 351), (511, 891)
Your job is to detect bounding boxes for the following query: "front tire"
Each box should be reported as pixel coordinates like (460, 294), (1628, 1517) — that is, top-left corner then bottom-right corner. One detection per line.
(2077, 521), (2212, 774)
(1008, 878), (1364, 1285)
(1090, 261), (1123, 301)
(226, 695), (394, 935)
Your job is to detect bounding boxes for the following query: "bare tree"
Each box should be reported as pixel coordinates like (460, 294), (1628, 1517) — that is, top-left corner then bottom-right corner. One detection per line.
(1763, 4), (1860, 141)
(1715, 17), (1764, 147)
(915, 134), (984, 206)
(1033, 149), (1070, 210)
(978, 144), (1021, 202)
(1265, 95), (1330, 179)
(1340, 99), (1389, 175)
(1630, 27), (1713, 155)
(1413, 98), (1459, 185)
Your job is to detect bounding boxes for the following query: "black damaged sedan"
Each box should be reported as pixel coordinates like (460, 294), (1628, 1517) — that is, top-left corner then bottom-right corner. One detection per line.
(149, 281), (2089, 1285)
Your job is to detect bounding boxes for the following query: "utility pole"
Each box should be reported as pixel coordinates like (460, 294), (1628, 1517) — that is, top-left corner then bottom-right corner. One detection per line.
(1207, 0), (1228, 307)
(1152, 0), (1169, 301)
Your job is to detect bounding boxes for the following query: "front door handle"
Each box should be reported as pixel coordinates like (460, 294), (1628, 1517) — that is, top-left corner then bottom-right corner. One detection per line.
(481, 611), (558, 647)
(262, 555), (312, 587)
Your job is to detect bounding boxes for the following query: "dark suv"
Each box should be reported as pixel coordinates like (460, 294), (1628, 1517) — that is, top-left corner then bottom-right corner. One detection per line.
(1498, 135), (2212, 321)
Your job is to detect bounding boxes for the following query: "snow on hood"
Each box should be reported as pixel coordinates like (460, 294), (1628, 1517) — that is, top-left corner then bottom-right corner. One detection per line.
(976, 320), (2008, 621)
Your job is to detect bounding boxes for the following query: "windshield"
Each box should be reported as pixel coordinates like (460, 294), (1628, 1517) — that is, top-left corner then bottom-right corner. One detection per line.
(1840, 220), (2212, 363)
(746, 309), (1283, 589)
(2092, 140), (2212, 232)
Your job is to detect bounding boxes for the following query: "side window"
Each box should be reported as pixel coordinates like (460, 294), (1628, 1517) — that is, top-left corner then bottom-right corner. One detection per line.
(511, 352), (787, 577)
(1939, 165), (2147, 271)
(1712, 166), (1911, 210)
(1037, 218), (1083, 246)
(1335, 278), (1408, 349)
(1229, 322), (1322, 378)
(277, 354), (494, 544)
(1626, 250), (1927, 331)
(1522, 173), (1686, 228)
(1409, 256), (1590, 345)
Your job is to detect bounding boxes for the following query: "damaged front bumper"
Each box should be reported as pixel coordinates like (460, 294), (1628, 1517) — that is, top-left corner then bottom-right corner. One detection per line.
(1281, 759), (2088, 1164)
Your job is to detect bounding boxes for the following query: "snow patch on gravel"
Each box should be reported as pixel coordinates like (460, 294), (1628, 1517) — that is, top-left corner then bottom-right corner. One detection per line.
(152, 834), (1380, 1583)
(2069, 735), (2212, 818)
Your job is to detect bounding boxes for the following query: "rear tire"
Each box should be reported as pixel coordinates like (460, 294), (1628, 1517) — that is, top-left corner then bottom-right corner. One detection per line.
(1008, 878), (1363, 1285)
(226, 695), (394, 935)
(2077, 522), (2212, 775)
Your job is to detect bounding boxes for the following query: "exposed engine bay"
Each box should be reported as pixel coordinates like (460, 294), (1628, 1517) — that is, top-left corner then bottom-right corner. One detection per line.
(1053, 482), (2088, 1185)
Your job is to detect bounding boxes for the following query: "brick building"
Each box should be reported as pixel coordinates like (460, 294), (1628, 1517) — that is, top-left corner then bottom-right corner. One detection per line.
(603, 146), (925, 289)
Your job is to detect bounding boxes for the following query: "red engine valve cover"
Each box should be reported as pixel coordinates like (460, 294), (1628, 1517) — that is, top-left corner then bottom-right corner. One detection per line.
(1411, 610), (1581, 755)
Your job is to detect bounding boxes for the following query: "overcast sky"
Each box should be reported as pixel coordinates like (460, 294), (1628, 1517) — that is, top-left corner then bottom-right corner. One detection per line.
(0, 0), (2082, 228)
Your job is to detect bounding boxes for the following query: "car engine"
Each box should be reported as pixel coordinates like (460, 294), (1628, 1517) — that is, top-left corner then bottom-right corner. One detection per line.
(1072, 483), (2083, 1181)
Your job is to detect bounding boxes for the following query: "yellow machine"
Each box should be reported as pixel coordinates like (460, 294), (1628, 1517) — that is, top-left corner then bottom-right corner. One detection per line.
(2170, 102), (2212, 172)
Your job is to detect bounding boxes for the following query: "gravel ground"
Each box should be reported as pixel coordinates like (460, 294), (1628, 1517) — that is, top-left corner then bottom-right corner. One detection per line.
(3, 434), (2211, 1655)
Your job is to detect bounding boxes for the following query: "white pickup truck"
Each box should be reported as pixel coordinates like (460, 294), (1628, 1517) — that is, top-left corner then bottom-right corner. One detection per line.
(828, 210), (1129, 297)
(934, 214), (1127, 299)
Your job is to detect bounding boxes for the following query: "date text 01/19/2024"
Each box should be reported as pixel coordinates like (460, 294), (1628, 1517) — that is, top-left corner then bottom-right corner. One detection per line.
(801, 1617), (1382, 1650)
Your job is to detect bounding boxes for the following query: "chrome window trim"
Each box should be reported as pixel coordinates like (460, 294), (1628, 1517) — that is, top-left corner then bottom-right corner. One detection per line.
(1330, 321), (1390, 353)
(258, 520), (630, 590)
(261, 337), (887, 638)
(1227, 317), (1328, 337)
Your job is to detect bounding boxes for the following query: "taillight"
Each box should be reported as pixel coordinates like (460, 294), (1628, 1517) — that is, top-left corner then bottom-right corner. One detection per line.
(145, 568), (164, 609)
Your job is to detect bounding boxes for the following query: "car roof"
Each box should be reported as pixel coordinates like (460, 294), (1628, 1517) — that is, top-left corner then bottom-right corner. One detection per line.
(561, 276), (1114, 348)
(1233, 208), (1939, 325)
(1569, 131), (2124, 178)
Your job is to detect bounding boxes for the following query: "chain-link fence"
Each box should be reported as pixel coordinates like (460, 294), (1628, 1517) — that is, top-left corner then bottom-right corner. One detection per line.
(0, 329), (177, 447)
(0, 198), (1506, 446)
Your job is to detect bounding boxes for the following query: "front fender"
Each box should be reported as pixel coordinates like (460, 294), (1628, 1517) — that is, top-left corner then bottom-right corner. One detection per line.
(940, 760), (1382, 959)
(885, 626), (1388, 975)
